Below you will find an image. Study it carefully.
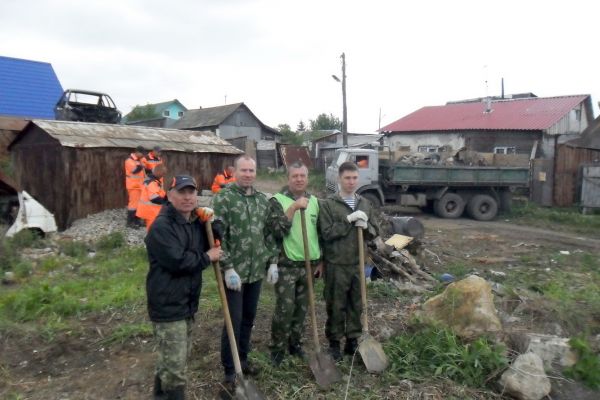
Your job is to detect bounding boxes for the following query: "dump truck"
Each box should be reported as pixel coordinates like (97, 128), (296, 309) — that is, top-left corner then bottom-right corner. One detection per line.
(325, 148), (529, 221)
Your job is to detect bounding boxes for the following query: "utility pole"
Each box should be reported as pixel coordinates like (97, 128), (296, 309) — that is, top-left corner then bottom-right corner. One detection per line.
(341, 53), (348, 147)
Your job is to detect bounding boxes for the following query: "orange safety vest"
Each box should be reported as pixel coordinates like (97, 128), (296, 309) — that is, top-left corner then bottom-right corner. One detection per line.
(136, 177), (166, 228)
(143, 151), (163, 174)
(125, 154), (145, 190)
(211, 171), (236, 193)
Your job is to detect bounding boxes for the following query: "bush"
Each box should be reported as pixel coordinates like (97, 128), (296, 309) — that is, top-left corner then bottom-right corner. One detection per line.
(96, 232), (125, 252)
(60, 240), (88, 258)
(564, 336), (600, 389)
(385, 325), (507, 387)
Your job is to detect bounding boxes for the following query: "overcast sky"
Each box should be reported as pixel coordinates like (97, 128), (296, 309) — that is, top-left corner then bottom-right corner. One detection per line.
(1, 0), (598, 132)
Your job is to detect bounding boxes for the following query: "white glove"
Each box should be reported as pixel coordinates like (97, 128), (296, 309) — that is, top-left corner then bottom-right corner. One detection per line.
(355, 219), (367, 229)
(201, 207), (215, 222)
(347, 210), (368, 223)
(266, 264), (279, 284)
(224, 269), (241, 291)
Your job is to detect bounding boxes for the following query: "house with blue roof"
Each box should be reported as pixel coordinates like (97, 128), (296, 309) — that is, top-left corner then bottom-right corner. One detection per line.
(0, 55), (63, 119)
(123, 99), (188, 127)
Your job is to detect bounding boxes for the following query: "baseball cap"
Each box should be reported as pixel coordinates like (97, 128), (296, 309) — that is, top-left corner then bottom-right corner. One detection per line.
(169, 175), (197, 191)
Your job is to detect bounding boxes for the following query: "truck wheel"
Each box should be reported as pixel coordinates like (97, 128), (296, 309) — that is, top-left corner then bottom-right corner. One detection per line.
(433, 193), (465, 218)
(467, 194), (498, 221)
(362, 192), (381, 207)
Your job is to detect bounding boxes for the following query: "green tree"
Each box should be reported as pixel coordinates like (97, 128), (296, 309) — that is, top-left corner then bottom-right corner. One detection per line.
(309, 113), (341, 131)
(125, 104), (160, 122)
(297, 120), (306, 132)
(278, 123), (303, 145)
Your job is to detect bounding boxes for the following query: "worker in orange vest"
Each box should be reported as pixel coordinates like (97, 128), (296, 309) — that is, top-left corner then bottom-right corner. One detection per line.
(137, 164), (167, 231)
(125, 146), (146, 227)
(211, 165), (236, 194)
(143, 146), (164, 176)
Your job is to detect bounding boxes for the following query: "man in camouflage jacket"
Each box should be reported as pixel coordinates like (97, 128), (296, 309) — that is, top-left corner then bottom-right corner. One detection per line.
(319, 161), (379, 360)
(267, 161), (322, 366)
(213, 155), (277, 389)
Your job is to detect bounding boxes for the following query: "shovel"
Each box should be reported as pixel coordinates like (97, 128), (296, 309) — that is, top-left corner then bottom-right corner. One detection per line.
(357, 227), (389, 373)
(205, 222), (265, 400)
(300, 210), (342, 388)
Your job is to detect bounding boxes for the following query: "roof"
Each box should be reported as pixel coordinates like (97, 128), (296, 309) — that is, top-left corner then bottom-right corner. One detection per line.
(380, 95), (590, 133)
(151, 99), (187, 114)
(565, 115), (600, 150)
(11, 120), (243, 154)
(0, 55), (63, 119)
(172, 102), (281, 135)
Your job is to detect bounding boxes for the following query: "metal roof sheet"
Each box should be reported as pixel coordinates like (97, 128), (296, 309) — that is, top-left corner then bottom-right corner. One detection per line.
(0, 56), (63, 119)
(24, 120), (243, 154)
(381, 95), (590, 133)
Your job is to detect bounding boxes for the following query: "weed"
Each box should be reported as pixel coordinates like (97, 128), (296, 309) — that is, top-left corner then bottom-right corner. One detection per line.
(40, 256), (62, 272)
(101, 322), (153, 345)
(96, 232), (125, 252)
(564, 336), (600, 389)
(385, 325), (507, 388)
(60, 240), (88, 258)
(8, 229), (43, 249)
(12, 260), (33, 279)
(510, 201), (600, 237)
(368, 281), (400, 299)
(441, 262), (470, 280)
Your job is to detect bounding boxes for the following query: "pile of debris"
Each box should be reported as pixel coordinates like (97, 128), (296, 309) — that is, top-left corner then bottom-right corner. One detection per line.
(367, 215), (437, 289)
(60, 208), (146, 246)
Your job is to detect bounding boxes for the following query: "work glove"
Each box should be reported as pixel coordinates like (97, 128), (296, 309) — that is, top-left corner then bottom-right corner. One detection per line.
(266, 264), (279, 284)
(354, 219), (368, 229)
(196, 207), (214, 222)
(224, 269), (241, 291)
(347, 210), (368, 223)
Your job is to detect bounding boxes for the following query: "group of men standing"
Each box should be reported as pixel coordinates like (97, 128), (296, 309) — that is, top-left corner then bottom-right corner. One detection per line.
(143, 154), (379, 400)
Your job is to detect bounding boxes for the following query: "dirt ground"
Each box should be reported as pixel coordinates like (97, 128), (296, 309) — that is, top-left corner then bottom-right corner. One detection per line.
(1, 197), (599, 399)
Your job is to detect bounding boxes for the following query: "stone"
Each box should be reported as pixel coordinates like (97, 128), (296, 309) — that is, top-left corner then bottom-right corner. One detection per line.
(2, 271), (16, 284)
(498, 352), (551, 400)
(525, 333), (577, 370)
(420, 274), (502, 339)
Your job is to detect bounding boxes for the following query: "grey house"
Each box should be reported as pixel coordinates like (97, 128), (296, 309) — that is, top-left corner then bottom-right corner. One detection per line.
(172, 103), (281, 168)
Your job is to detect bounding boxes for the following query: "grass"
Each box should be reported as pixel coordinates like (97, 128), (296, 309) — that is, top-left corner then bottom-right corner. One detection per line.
(564, 336), (600, 389)
(100, 322), (153, 345)
(509, 201), (600, 237)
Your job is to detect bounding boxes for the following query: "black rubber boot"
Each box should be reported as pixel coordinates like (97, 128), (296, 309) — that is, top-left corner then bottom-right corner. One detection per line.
(328, 340), (342, 361)
(164, 385), (185, 400)
(344, 337), (358, 356)
(153, 374), (166, 400)
(126, 210), (137, 228)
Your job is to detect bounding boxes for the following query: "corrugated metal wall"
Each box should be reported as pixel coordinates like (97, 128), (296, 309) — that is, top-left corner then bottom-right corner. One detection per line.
(11, 125), (237, 229)
(554, 144), (600, 207)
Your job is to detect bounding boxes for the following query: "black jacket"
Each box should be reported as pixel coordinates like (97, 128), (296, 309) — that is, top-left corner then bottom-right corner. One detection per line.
(145, 203), (211, 322)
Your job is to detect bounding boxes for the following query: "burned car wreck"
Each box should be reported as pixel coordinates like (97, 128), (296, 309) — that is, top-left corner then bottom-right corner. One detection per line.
(54, 89), (122, 123)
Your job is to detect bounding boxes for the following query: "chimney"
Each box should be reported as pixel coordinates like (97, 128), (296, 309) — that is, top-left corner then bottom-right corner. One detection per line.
(501, 78), (505, 99)
(485, 97), (492, 113)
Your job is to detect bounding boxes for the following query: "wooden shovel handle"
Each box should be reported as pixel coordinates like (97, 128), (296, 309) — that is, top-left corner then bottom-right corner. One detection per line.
(300, 209), (321, 353)
(205, 221), (244, 377)
(357, 227), (369, 333)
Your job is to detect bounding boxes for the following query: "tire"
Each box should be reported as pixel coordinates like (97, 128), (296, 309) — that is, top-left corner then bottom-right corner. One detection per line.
(361, 192), (381, 207)
(467, 194), (498, 221)
(433, 193), (465, 218)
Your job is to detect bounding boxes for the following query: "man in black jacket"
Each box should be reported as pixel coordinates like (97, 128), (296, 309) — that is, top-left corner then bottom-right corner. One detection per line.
(145, 175), (223, 400)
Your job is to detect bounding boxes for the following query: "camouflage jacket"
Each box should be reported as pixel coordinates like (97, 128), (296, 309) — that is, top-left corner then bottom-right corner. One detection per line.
(318, 193), (379, 266)
(213, 183), (277, 283)
(267, 187), (321, 267)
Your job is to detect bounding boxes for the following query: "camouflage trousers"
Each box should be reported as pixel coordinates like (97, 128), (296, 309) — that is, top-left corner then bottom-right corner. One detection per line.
(270, 264), (308, 353)
(153, 318), (193, 390)
(323, 263), (362, 342)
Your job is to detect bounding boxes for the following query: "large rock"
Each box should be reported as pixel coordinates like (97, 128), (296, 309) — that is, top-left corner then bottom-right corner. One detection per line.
(420, 274), (501, 338)
(499, 352), (551, 400)
(525, 333), (577, 370)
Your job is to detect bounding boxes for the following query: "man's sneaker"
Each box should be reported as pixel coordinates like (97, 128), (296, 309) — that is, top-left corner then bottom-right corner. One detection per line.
(289, 344), (306, 359)
(328, 340), (342, 362)
(270, 351), (284, 366)
(344, 338), (359, 356)
(241, 360), (260, 376)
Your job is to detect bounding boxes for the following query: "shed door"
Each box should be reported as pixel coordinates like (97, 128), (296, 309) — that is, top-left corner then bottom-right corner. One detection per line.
(530, 159), (554, 206)
(581, 165), (600, 209)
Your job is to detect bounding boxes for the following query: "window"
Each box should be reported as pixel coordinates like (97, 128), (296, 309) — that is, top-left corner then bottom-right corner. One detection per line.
(163, 110), (170, 117)
(418, 145), (440, 153)
(574, 109), (581, 122)
(178, 111), (184, 117)
(494, 146), (516, 154)
(356, 156), (369, 169)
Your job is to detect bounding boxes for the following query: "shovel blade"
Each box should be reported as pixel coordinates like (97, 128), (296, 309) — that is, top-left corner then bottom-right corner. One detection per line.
(235, 378), (266, 400)
(308, 351), (342, 388)
(358, 334), (389, 373)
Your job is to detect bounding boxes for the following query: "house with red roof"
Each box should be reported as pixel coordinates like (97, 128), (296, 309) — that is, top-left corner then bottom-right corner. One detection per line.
(380, 94), (595, 206)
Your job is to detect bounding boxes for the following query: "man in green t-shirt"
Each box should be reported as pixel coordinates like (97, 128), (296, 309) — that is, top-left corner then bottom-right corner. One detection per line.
(267, 161), (322, 366)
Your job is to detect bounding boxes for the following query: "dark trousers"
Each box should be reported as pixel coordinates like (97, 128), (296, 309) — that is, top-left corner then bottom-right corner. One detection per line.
(221, 279), (262, 376)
